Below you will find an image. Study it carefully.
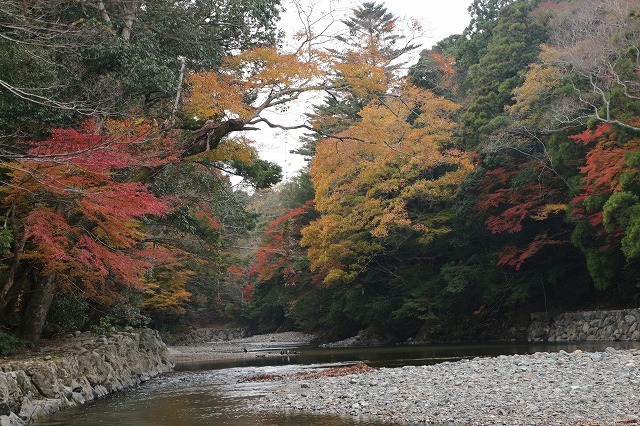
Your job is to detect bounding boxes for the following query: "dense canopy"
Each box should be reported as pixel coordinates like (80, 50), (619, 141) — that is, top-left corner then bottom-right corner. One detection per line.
(1, 0), (639, 345)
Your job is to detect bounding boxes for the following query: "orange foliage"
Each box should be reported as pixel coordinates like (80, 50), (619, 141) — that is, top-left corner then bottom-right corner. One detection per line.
(302, 82), (472, 284)
(334, 49), (390, 98)
(185, 71), (252, 120)
(184, 46), (322, 122)
(430, 52), (457, 90)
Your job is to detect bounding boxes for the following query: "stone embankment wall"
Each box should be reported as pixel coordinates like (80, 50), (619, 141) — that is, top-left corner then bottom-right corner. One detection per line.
(528, 308), (640, 342)
(0, 328), (173, 426)
(167, 327), (247, 345)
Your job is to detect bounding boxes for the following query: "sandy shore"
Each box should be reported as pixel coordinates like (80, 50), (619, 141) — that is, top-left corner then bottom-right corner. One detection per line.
(167, 331), (315, 363)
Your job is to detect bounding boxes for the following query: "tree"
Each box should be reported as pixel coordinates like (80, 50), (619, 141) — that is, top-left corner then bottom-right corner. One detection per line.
(336, 2), (419, 62)
(459, 0), (548, 148)
(0, 120), (174, 340)
(143, 158), (257, 325)
(0, 0), (283, 146)
(409, 42), (459, 99)
(569, 123), (640, 289)
(512, 0), (640, 132)
(457, 0), (517, 72)
(302, 83), (472, 284)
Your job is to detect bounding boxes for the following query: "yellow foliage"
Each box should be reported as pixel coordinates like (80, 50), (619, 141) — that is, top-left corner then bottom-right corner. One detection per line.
(143, 267), (194, 314)
(530, 203), (568, 221)
(188, 135), (258, 164)
(508, 58), (562, 119)
(302, 81), (472, 284)
(335, 60), (389, 98)
(183, 45), (324, 123)
(225, 46), (319, 89)
(184, 72), (252, 120)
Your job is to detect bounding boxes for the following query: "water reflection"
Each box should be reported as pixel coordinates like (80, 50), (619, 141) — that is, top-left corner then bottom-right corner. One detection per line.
(36, 340), (640, 426)
(36, 366), (393, 426)
(175, 340), (640, 371)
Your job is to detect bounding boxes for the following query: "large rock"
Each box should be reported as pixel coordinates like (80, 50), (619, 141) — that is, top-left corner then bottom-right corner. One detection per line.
(0, 329), (173, 425)
(0, 373), (22, 416)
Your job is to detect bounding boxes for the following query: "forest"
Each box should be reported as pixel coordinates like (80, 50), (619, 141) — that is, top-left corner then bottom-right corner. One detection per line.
(0, 0), (638, 349)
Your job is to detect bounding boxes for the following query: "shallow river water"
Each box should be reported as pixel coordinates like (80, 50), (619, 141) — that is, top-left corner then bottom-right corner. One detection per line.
(35, 341), (640, 426)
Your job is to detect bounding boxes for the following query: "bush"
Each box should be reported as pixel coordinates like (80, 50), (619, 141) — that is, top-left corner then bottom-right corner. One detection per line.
(0, 331), (31, 356)
(90, 302), (151, 335)
(46, 291), (89, 334)
(111, 302), (150, 328)
(91, 315), (117, 335)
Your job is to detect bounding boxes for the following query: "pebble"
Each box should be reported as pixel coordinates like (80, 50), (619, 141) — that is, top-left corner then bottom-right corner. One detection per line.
(252, 349), (640, 425)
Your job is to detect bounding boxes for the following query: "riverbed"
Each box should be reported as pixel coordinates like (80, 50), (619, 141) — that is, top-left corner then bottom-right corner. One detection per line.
(255, 346), (640, 425)
(34, 338), (640, 425)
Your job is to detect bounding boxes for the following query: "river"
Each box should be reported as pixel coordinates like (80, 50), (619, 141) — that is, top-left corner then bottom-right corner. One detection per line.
(35, 340), (640, 425)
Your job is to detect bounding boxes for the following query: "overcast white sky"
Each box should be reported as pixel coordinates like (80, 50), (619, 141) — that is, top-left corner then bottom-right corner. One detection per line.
(255, 0), (472, 181)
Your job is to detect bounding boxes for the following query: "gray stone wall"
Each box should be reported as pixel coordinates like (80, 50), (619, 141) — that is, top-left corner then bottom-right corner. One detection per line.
(166, 327), (247, 345)
(0, 328), (173, 426)
(528, 308), (640, 342)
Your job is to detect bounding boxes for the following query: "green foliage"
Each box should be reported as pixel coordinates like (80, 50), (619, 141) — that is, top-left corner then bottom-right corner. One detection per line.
(459, 0), (548, 148)
(0, 0), (283, 141)
(232, 159), (283, 189)
(110, 301), (151, 328)
(91, 316), (118, 336)
(603, 191), (639, 231)
(91, 302), (150, 335)
(457, 0), (517, 72)
(241, 0), (640, 344)
(621, 213), (640, 260)
(46, 292), (89, 334)
(603, 192), (640, 260)
(0, 331), (31, 356)
(441, 263), (475, 294)
(4, 0), (640, 345)
(0, 230), (12, 255)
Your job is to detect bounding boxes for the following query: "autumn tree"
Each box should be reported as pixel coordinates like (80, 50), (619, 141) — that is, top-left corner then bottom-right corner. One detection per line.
(293, 81), (471, 340)
(243, 200), (317, 332)
(0, 0), (282, 122)
(510, 0), (640, 132)
(233, 0), (640, 342)
(569, 124), (640, 290)
(0, 0), (289, 337)
(409, 37), (460, 99)
(0, 120), (176, 341)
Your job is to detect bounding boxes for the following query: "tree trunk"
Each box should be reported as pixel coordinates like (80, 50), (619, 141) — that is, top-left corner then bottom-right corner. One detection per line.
(171, 56), (187, 123)
(0, 265), (29, 327)
(18, 274), (56, 343)
(120, 0), (139, 41)
(0, 208), (26, 313)
(96, 0), (112, 24)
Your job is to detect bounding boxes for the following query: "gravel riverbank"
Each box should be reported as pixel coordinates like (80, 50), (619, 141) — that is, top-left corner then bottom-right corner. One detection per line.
(253, 347), (640, 425)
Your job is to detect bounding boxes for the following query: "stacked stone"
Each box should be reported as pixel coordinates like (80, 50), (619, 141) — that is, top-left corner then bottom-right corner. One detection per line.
(528, 308), (640, 342)
(198, 327), (247, 342)
(169, 327), (247, 345)
(0, 329), (173, 426)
